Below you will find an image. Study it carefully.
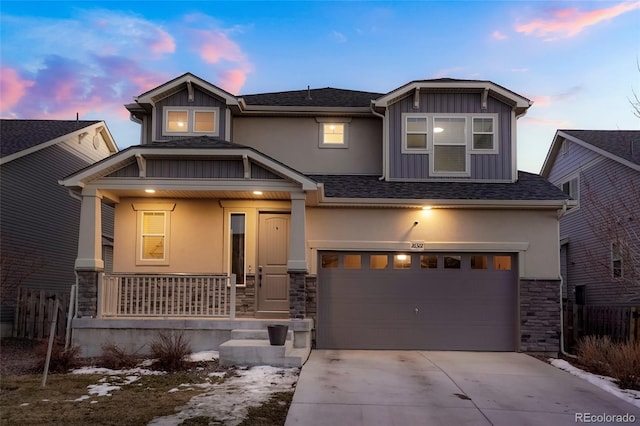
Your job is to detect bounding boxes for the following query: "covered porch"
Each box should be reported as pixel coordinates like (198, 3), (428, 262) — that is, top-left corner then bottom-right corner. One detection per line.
(60, 140), (318, 364)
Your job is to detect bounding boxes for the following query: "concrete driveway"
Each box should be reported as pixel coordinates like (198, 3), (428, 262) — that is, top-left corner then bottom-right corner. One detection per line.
(285, 350), (640, 426)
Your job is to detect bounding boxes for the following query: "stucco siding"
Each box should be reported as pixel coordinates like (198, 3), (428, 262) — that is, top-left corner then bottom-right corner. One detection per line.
(232, 116), (382, 174)
(306, 207), (560, 280)
(387, 93), (513, 180)
(557, 158), (640, 305)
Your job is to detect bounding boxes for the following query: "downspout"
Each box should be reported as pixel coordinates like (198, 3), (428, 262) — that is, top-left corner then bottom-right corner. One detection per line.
(557, 199), (577, 358)
(370, 101), (386, 181)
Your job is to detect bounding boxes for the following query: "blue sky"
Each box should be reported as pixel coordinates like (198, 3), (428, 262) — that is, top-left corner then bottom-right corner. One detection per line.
(1, 0), (639, 172)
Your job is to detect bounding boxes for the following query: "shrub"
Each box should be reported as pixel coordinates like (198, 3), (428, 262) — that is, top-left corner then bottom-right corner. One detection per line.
(36, 341), (81, 373)
(150, 332), (192, 372)
(99, 342), (141, 370)
(576, 335), (612, 376)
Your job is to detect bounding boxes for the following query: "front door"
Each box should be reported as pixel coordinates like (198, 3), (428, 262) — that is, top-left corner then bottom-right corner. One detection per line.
(257, 213), (290, 314)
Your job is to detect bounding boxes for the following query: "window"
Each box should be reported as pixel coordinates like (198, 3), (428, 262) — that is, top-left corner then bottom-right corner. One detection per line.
(433, 117), (467, 174)
(471, 255), (488, 269)
(370, 255), (388, 269)
(317, 118), (350, 148)
(163, 107), (219, 136)
(472, 117), (495, 151)
(444, 255), (461, 269)
(420, 255), (438, 269)
(321, 254), (339, 268)
(133, 203), (174, 266)
(141, 212), (165, 260)
(494, 256), (512, 271)
(230, 214), (246, 285)
(611, 242), (623, 278)
(344, 254), (362, 269)
(393, 254), (411, 269)
(403, 115), (428, 151)
(561, 178), (579, 199)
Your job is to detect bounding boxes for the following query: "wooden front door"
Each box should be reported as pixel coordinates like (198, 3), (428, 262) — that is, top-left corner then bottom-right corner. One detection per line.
(257, 213), (290, 314)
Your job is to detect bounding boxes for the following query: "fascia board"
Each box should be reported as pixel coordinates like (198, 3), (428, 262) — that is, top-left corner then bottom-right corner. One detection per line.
(1, 122), (114, 166)
(556, 130), (640, 172)
(135, 73), (239, 106)
(86, 178), (302, 192)
(316, 195), (576, 209)
(374, 81), (531, 109)
(540, 130), (562, 177)
(61, 146), (318, 191)
(235, 104), (372, 115)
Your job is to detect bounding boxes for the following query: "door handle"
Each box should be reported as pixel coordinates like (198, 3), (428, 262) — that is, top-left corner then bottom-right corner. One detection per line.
(258, 266), (263, 287)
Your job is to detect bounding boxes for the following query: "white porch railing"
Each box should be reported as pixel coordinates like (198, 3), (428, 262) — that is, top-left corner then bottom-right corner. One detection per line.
(99, 274), (236, 319)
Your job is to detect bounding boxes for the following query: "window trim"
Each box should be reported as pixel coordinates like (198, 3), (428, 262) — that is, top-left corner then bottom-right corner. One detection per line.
(470, 115), (499, 154)
(401, 114), (430, 153)
(229, 213), (247, 287)
(559, 175), (580, 210)
(133, 203), (175, 266)
(316, 117), (351, 148)
(163, 107), (220, 137)
(611, 242), (624, 278)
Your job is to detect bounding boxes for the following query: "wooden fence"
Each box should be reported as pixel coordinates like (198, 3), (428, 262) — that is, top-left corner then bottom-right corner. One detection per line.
(13, 288), (69, 342)
(564, 303), (639, 351)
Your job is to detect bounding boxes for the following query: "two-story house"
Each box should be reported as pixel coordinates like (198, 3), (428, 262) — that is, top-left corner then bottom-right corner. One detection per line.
(60, 73), (572, 364)
(1, 119), (118, 336)
(541, 130), (640, 307)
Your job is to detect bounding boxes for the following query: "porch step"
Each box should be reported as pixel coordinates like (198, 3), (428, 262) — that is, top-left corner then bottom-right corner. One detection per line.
(219, 330), (311, 368)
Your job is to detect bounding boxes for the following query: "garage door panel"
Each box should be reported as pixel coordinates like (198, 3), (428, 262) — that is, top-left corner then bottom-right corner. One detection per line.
(318, 252), (517, 351)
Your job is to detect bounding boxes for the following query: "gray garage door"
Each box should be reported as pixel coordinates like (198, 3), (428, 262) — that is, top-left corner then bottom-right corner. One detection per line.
(317, 252), (517, 351)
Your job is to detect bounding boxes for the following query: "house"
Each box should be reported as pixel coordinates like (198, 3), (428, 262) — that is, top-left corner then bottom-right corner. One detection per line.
(541, 130), (640, 307)
(59, 73), (572, 363)
(0, 119), (118, 336)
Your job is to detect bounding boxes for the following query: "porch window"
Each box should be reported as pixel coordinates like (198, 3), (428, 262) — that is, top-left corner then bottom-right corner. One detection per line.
(141, 212), (166, 261)
(230, 214), (246, 285)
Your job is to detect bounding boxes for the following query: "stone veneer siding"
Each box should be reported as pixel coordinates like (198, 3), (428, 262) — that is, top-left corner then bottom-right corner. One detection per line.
(76, 270), (99, 318)
(289, 272), (307, 319)
(235, 274), (256, 317)
(520, 279), (561, 354)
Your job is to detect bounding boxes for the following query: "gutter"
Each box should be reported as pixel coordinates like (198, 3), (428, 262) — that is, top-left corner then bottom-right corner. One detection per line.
(370, 101), (387, 181)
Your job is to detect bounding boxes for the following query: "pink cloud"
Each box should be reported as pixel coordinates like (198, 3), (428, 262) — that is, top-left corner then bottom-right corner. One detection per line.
(492, 30), (508, 40)
(521, 116), (572, 127)
(218, 69), (248, 94)
(516, 1), (640, 40)
(527, 86), (583, 107)
(149, 27), (176, 56)
(0, 68), (35, 113)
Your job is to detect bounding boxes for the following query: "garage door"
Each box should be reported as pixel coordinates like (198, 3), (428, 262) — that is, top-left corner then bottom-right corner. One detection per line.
(317, 252), (517, 351)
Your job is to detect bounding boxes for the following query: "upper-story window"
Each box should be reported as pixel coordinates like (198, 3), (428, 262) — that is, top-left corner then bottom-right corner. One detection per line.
(402, 113), (498, 177)
(163, 107), (219, 136)
(317, 117), (350, 148)
(560, 176), (579, 208)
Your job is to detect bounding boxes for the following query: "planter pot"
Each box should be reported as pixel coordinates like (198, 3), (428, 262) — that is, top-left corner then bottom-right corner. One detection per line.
(267, 325), (288, 346)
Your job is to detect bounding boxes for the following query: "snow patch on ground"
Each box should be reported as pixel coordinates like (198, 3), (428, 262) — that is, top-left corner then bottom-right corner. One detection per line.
(550, 359), (640, 408)
(188, 351), (219, 362)
(148, 365), (299, 426)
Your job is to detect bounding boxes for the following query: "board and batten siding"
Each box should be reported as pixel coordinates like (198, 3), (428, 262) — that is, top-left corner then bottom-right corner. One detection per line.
(552, 150), (640, 305)
(387, 93), (513, 180)
(0, 145), (114, 321)
(153, 86), (228, 142)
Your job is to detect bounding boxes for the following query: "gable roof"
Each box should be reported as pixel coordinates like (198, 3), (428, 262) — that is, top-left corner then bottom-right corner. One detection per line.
(0, 119), (118, 164)
(541, 130), (640, 176)
(1, 119), (101, 157)
(132, 72), (239, 107)
(240, 87), (383, 108)
(310, 172), (571, 208)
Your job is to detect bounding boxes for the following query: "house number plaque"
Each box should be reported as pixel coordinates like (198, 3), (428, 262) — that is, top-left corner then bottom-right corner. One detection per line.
(410, 241), (425, 250)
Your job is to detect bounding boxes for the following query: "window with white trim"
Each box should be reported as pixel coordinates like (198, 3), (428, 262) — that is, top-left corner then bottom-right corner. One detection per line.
(611, 242), (623, 278)
(401, 113), (499, 176)
(163, 107), (219, 136)
(560, 177), (579, 208)
(134, 203), (175, 266)
(317, 118), (350, 148)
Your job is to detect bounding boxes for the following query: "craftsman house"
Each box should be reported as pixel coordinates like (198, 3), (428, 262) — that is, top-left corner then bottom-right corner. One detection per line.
(60, 73), (572, 365)
(541, 130), (640, 306)
(1, 120), (118, 336)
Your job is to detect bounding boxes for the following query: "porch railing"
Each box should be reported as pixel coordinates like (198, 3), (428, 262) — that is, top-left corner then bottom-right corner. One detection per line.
(99, 274), (235, 319)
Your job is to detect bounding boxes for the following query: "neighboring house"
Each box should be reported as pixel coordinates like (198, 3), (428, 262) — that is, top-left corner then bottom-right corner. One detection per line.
(0, 120), (118, 336)
(541, 130), (640, 307)
(60, 73), (572, 362)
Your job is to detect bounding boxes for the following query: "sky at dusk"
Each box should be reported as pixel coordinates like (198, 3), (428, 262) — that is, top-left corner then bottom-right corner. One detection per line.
(1, 0), (639, 173)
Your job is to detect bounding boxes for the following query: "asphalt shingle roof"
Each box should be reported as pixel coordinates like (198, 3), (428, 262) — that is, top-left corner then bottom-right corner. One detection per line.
(0, 119), (100, 157)
(561, 130), (640, 166)
(148, 136), (246, 149)
(240, 88), (384, 108)
(310, 172), (570, 201)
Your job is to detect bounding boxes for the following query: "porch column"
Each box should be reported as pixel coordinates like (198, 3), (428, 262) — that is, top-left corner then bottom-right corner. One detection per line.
(288, 192), (308, 319)
(75, 189), (104, 270)
(75, 189), (103, 319)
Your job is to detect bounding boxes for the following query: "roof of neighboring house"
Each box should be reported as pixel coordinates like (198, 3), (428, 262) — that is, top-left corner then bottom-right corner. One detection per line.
(560, 130), (640, 166)
(0, 119), (101, 157)
(310, 172), (570, 202)
(240, 88), (384, 108)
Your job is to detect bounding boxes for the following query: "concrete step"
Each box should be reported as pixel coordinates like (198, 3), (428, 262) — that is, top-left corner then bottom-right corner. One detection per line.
(219, 338), (311, 368)
(230, 328), (293, 341)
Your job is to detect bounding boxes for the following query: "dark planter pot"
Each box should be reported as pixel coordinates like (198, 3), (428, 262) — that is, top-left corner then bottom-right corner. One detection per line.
(267, 325), (288, 346)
